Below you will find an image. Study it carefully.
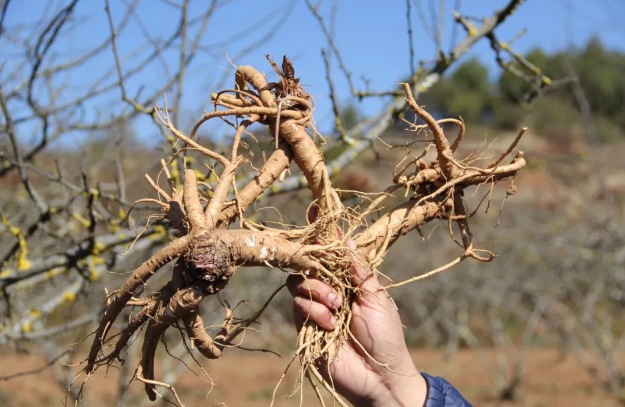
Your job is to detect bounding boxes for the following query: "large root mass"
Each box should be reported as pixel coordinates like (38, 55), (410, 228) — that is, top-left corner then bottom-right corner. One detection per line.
(82, 56), (525, 405)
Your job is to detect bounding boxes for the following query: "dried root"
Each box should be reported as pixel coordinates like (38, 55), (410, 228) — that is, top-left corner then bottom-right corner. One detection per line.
(80, 57), (526, 405)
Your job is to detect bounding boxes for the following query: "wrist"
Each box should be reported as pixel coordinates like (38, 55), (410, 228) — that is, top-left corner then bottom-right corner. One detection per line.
(368, 370), (428, 407)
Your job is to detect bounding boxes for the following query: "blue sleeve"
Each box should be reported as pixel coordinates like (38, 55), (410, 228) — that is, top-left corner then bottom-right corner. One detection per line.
(421, 373), (473, 407)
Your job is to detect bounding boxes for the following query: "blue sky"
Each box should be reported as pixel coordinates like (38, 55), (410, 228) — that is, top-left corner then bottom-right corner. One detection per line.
(4, 0), (625, 143)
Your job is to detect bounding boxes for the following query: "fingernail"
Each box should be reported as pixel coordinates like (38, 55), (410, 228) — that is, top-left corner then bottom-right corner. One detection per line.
(328, 292), (336, 305)
(330, 316), (337, 328)
(335, 296), (343, 309)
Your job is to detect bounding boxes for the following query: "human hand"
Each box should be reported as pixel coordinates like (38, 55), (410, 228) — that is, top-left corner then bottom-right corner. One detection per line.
(287, 240), (427, 407)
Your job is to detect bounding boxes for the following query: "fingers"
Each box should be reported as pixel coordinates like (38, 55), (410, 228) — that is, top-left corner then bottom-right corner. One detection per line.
(286, 274), (342, 310)
(287, 274), (342, 331)
(293, 295), (337, 330)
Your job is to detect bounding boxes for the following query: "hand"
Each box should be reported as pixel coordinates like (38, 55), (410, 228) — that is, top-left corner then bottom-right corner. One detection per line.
(287, 241), (427, 407)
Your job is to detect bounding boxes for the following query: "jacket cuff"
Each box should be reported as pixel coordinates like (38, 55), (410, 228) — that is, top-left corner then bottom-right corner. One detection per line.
(421, 373), (473, 407)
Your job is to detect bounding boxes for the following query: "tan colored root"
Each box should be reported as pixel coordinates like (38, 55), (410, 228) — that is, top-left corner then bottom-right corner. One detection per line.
(384, 255), (466, 289)
(159, 158), (177, 192)
(212, 89), (261, 108)
(86, 235), (191, 371)
(144, 173), (172, 201)
(290, 250), (355, 406)
(231, 116), (258, 159)
(139, 319), (170, 400)
(450, 117), (466, 152)
(187, 106), (305, 141)
(89, 285), (173, 368)
(83, 57), (527, 406)
(486, 127), (527, 169)
(307, 372), (327, 407)
(135, 368), (186, 407)
(218, 139), (293, 226)
(140, 286), (206, 400)
(183, 169), (208, 230)
(402, 83), (456, 177)
(308, 365), (349, 407)
(183, 286), (282, 361)
(183, 312), (226, 359)
(276, 120), (340, 212)
(296, 319), (350, 407)
(355, 199), (445, 261)
(236, 65), (278, 108)
(155, 104), (230, 167)
(205, 163), (238, 227)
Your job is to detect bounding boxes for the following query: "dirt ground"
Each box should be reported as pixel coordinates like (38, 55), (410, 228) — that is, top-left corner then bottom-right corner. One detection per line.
(0, 347), (619, 407)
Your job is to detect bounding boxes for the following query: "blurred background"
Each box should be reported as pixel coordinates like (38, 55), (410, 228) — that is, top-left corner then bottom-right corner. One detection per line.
(0, 0), (624, 406)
